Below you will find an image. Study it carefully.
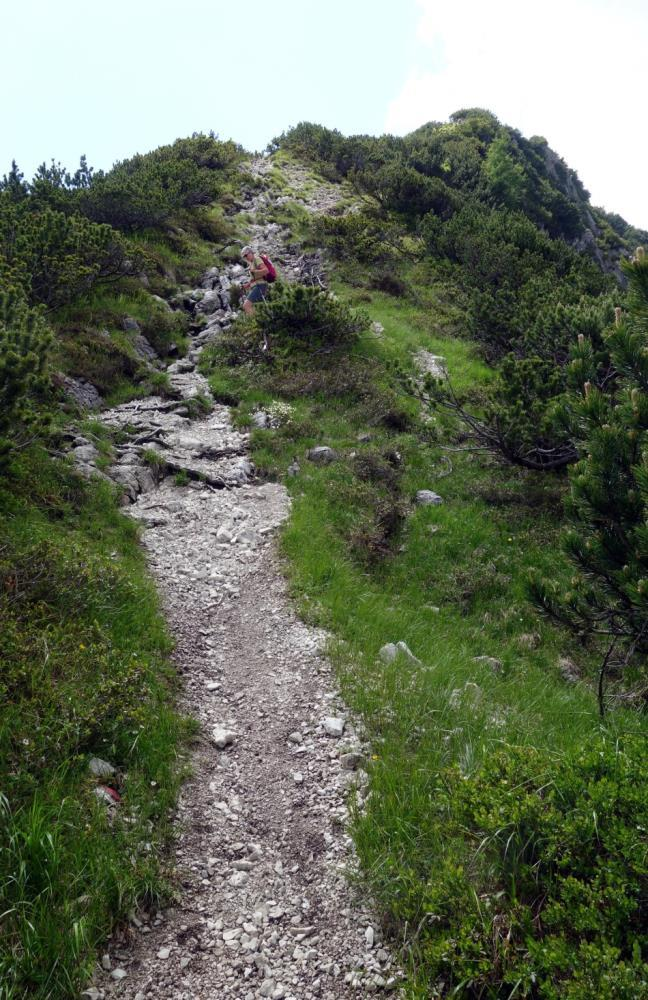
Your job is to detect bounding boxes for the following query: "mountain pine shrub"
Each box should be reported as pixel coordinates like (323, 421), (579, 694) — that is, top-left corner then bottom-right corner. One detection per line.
(78, 135), (241, 233)
(254, 283), (368, 354)
(0, 195), (135, 308)
(313, 210), (408, 267)
(410, 735), (648, 997)
(0, 290), (52, 461)
(531, 249), (648, 705)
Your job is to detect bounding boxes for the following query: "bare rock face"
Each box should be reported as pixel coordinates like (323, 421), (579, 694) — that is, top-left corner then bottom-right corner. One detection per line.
(59, 374), (103, 410)
(133, 334), (159, 362)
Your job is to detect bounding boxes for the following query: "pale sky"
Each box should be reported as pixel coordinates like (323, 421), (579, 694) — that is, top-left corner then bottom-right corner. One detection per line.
(3, 0), (646, 229)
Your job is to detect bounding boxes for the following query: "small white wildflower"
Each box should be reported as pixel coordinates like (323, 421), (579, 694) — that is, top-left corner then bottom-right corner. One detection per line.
(267, 401), (295, 427)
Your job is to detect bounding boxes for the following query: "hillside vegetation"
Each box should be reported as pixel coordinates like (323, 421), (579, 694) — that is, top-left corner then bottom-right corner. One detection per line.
(1, 111), (647, 998)
(0, 134), (241, 996)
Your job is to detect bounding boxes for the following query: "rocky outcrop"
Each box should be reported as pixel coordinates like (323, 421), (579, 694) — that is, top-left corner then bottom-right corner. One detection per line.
(57, 374), (103, 410)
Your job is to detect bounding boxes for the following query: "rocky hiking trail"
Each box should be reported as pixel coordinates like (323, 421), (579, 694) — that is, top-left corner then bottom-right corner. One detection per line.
(77, 161), (401, 999)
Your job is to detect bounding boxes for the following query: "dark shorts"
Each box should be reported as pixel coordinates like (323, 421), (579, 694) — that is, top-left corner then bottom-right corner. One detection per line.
(246, 283), (268, 304)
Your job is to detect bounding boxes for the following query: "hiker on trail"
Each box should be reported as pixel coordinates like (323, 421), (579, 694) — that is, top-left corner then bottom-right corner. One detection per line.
(240, 246), (275, 315)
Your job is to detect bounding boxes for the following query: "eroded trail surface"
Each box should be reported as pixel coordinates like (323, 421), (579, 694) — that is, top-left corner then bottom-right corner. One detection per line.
(88, 163), (399, 999)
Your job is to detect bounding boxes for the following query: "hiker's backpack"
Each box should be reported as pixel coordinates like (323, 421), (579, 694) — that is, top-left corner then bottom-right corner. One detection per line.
(260, 254), (277, 283)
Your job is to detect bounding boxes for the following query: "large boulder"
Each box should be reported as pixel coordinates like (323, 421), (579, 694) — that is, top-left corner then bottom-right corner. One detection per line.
(133, 334), (158, 362)
(72, 443), (99, 465)
(415, 490), (443, 506)
(307, 446), (338, 464)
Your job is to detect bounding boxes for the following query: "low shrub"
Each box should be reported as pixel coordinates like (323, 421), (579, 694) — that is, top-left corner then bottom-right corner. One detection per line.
(313, 211), (406, 267)
(77, 135), (241, 233)
(0, 197), (135, 310)
(358, 734), (648, 998)
(370, 271), (409, 297)
(0, 290), (52, 461)
(254, 283), (369, 354)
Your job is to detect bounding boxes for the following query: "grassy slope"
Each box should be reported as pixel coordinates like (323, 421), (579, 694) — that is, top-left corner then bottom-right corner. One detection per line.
(234, 280), (628, 747)
(0, 448), (192, 998)
(200, 157), (647, 996)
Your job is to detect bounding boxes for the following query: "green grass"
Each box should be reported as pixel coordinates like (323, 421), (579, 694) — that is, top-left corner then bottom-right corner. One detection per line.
(201, 291), (616, 734)
(265, 199), (312, 241)
(199, 265), (648, 995)
(0, 448), (190, 998)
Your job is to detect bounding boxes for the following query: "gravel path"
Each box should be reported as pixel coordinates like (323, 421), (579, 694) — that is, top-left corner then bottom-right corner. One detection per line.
(83, 162), (400, 999)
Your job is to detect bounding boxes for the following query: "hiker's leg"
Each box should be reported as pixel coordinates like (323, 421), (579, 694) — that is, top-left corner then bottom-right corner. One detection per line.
(250, 284), (267, 302)
(243, 283), (267, 316)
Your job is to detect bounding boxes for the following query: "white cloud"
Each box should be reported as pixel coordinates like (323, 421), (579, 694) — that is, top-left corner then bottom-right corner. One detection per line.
(385, 0), (648, 229)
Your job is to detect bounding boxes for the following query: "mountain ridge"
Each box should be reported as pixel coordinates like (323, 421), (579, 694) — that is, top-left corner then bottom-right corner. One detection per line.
(273, 108), (647, 281)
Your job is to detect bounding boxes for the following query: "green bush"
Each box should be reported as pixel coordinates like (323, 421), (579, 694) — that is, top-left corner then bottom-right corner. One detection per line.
(531, 252), (648, 694)
(254, 283), (368, 353)
(0, 290), (52, 461)
(78, 135), (241, 233)
(359, 735), (647, 998)
(483, 131), (529, 209)
(0, 195), (135, 309)
(485, 354), (574, 469)
(313, 210), (407, 266)
(361, 161), (461, 220)
(449, 737), (647, 996)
